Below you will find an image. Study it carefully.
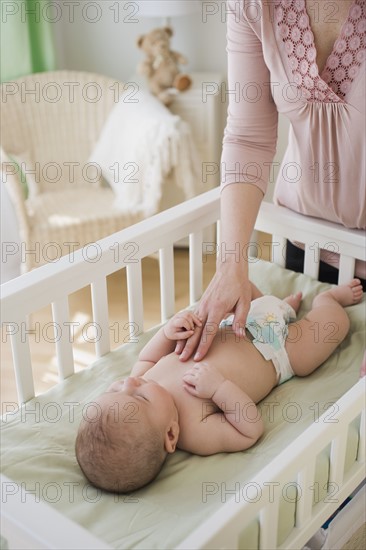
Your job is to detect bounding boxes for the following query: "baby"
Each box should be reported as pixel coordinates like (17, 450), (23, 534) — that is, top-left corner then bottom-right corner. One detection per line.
(75, 279), (363, 493)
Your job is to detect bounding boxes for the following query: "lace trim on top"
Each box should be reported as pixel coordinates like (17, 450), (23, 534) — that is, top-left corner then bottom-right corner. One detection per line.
(274, 0), (366, 103)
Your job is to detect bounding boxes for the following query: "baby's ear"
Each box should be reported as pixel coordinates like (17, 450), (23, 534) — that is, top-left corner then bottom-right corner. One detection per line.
(164, 421), (179, 453)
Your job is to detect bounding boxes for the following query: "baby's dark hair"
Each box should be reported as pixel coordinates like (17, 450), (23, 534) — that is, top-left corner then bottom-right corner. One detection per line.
(75, 404), (167, 493)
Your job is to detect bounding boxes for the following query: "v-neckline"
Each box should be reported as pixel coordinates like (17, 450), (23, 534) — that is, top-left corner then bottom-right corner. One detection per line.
(274, 0), (365, 103)
(304, 0), (356, 80)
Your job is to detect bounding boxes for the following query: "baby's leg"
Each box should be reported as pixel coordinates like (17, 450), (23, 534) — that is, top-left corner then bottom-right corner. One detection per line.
(285, 279), (363, 377)
(250, 283), (302, 308)
(283, 291), (302, 314)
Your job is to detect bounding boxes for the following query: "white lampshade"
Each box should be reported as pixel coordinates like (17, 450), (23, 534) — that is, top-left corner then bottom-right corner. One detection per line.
(136, 1), (201, 18)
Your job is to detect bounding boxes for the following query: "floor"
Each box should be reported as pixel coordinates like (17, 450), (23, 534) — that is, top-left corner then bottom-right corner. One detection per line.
(342, 524), (366, 550)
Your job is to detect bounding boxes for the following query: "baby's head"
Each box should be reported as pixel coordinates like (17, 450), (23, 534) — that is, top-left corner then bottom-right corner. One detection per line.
(75, 376), (179, 493)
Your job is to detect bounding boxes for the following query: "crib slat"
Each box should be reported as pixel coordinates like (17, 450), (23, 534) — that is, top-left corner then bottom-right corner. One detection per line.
(9, 324), (35, 403)
(216, 219), (221, 250)
(338, 255), (356, 284)
(247, 229), (258, 258)
(52, 298), (75, 379)
(189, 231), (203, 305)
(357, 409), (365, 463)
(272, 235), (286, 267)
(259, 499), (279, 550)
(304, 242), (320, 279)
(296, 460), (316, 528)
(329, 431), (348, 488)
(91, 277), (110, 357)
(159, 246), (175, 322)
(126, 262), (144, 336)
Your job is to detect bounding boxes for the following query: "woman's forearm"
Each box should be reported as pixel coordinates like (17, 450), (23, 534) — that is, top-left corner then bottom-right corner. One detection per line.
(178, 183), (264, 361)
(219, 183), (264, 272)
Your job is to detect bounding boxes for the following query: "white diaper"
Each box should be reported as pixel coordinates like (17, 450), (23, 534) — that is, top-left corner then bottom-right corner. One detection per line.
(220, 295), (297, 385)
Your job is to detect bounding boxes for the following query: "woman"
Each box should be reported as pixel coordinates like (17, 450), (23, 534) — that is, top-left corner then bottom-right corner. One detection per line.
(179, 0), (365, 362)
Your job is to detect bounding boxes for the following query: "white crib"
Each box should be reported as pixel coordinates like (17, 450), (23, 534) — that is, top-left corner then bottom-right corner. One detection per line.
(1, 188), (365, 549)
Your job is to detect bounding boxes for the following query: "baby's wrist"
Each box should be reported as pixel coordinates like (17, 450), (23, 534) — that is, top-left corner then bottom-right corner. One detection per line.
(211, 377), (228, 402)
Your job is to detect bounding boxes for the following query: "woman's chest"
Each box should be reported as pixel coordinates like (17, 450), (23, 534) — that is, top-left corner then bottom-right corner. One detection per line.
(271, 0), (364, 103)
(307, 0), (354, 73)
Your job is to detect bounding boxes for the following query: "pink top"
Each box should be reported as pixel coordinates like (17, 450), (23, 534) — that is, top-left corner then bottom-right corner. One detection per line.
(221, 0), (365, 272)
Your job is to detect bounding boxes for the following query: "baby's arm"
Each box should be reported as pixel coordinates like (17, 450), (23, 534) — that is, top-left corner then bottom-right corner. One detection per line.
(182, 364), (264, 454)
(131, 311), (202, 376)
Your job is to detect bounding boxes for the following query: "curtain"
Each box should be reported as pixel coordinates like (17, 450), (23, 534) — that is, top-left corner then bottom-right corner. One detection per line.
(0, 0), (56, 83)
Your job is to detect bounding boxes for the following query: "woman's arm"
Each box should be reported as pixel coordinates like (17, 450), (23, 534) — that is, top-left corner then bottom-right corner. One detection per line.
(178, 183), (263, 362)
(178, 0), (278, 361)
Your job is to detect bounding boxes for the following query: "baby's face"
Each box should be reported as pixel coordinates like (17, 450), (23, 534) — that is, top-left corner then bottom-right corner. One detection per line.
(99, 377), (178, 433)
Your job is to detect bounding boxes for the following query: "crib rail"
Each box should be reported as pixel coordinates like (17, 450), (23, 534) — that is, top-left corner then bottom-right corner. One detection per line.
(0, 473), (112, 549)
(1, 187), (365, 405)
(178, 378), (365, 550)
(256, 202), (365, 283)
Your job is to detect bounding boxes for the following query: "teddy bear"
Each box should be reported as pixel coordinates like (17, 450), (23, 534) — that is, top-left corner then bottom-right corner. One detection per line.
(137, 27), (192, 106)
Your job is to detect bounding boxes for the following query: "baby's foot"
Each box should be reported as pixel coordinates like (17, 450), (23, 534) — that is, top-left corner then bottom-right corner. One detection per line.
(328, 279), (363, 306)
(284, 291), (302, 313)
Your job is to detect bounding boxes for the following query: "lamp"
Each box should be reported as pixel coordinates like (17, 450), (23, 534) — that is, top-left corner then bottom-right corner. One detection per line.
(136, 1), (202, 27)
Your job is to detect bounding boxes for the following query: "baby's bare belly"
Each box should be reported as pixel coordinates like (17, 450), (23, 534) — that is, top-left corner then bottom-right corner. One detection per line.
(144, 328), (278, 405)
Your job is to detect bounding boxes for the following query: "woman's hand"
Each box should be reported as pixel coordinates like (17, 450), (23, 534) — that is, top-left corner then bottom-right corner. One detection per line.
(176, 263), (252, 361)
(163, 310), (202, 341)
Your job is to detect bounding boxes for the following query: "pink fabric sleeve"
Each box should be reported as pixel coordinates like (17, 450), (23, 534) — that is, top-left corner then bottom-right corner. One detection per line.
(221, 0), (279, 195)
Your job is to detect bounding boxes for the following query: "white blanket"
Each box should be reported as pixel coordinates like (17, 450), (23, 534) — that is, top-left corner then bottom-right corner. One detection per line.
(89, 89), (202, 216)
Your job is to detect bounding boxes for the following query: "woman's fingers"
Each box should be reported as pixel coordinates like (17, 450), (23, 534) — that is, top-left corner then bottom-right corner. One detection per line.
(175, 340), (185, 354)
(178, 326), (204, 361)
(232, 294), (251, 337)
(175, 329), (194, 340)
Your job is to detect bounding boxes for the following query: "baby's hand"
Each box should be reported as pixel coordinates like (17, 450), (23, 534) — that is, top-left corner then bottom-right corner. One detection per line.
(164, 310), (202, 341)
(182, 363), (225, 399)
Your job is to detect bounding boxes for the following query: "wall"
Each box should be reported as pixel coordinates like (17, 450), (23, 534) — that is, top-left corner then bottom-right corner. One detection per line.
(54, 0), (289, 202)
(54, 0), (228, 82)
